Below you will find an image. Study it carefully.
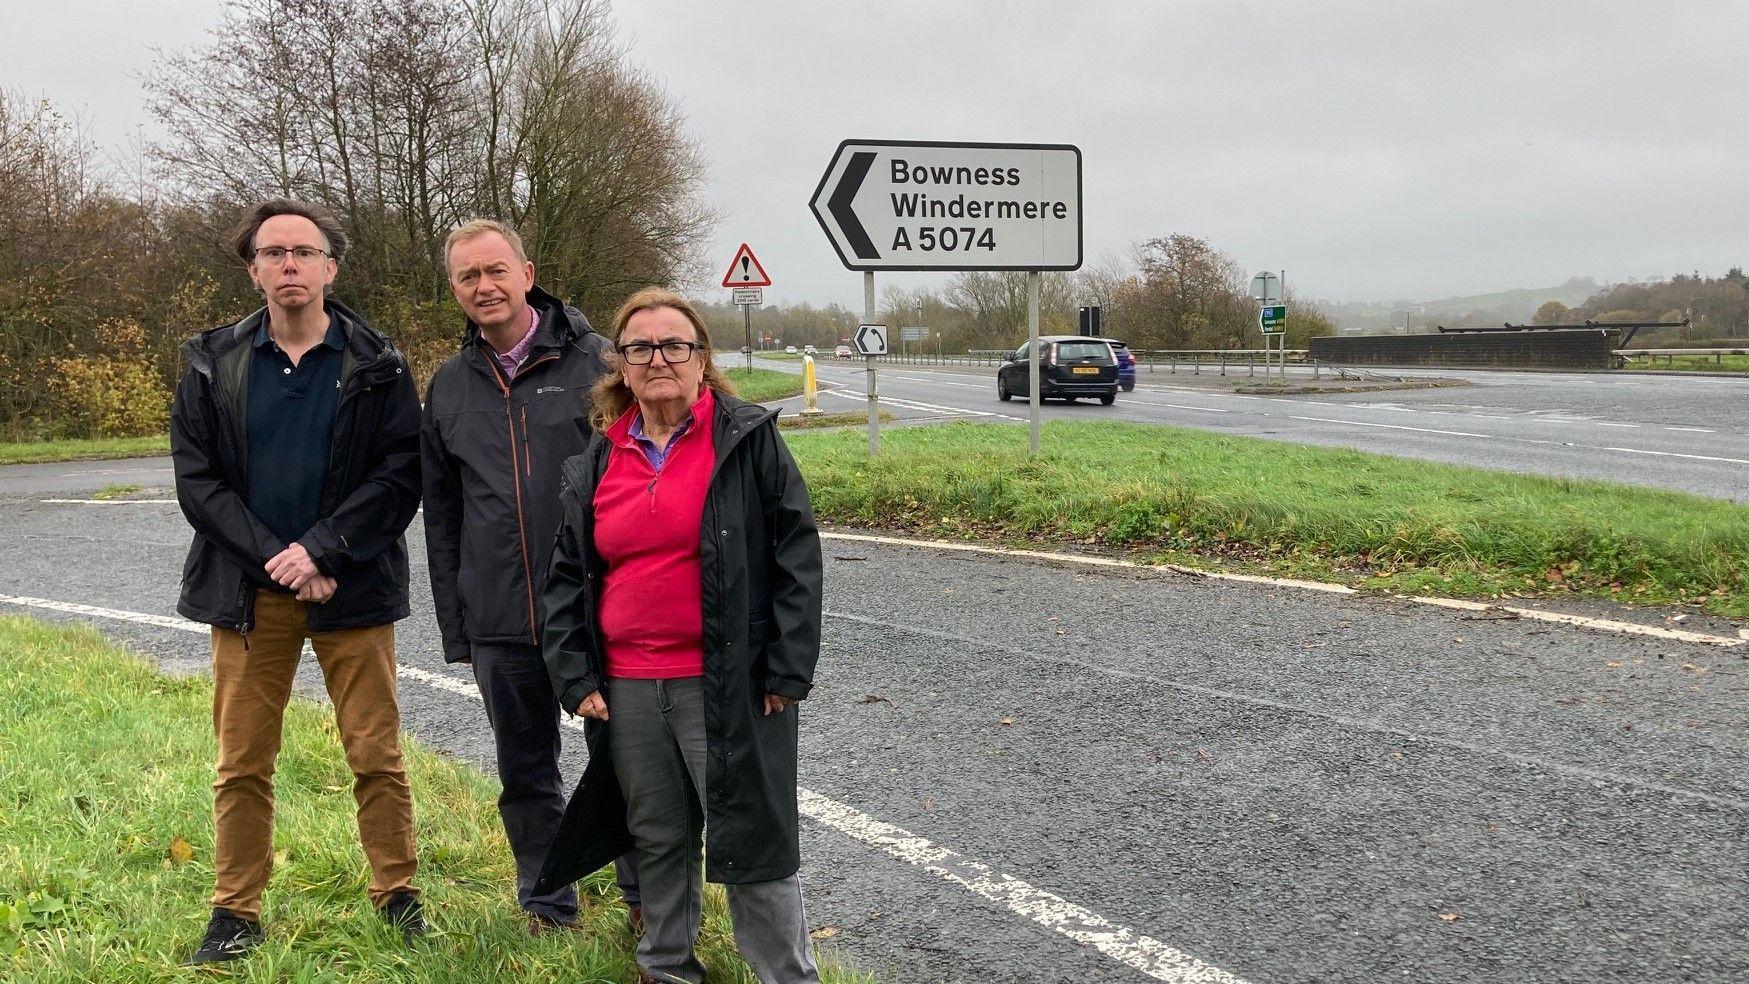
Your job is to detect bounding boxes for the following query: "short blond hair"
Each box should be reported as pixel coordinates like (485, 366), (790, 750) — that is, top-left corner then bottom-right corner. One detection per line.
(444, 219), (527, 274)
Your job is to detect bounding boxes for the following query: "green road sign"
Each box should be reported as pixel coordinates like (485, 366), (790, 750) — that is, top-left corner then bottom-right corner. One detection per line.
(1259, 304), (1288, 332)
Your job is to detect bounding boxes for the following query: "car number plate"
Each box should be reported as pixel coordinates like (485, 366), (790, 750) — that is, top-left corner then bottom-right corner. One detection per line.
(1071, 366), (1099, 375)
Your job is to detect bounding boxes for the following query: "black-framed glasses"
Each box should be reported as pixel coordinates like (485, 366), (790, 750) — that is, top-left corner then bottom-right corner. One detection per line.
(253, 246), (330, 266)
(618, 341), (701, 365)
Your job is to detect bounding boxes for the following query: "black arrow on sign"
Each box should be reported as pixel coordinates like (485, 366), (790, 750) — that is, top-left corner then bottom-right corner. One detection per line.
(829, 151), (880, 260)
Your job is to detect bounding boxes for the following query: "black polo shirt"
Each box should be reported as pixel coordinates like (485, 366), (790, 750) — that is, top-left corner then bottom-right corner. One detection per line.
(246, 317), (346, 548)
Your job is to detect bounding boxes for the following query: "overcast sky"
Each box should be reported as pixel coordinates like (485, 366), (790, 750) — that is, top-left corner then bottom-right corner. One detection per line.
(7, 1), (1744, 307)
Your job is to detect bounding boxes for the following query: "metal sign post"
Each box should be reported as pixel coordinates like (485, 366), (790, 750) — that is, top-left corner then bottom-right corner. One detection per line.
(1027, 270), (1041, 455)
(857, 273), (883, 454)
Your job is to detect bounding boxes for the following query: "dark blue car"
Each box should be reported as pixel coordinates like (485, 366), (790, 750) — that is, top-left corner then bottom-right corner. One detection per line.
(1110, 341), (1136, 392)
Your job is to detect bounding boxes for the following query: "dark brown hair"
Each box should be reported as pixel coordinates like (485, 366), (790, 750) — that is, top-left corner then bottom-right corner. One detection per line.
(229, 198), (348, 263)
(588, 288), (735, 432)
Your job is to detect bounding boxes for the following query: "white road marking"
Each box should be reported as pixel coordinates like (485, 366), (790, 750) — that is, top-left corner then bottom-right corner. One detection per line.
(1599, 446), (1749, 466)
(819, 532), (1745, 648)
(798, 789), (1253, 984)
(1665, 427), (1716, 433)
(1594, 422), (1640, 429)
(0, 592), (1231, 984)
(1285, 415), (1490, 439)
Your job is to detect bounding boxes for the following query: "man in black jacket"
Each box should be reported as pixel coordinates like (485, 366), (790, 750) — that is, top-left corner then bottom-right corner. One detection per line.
(170, 200), (425, 964)
(421, 219), (638, 934)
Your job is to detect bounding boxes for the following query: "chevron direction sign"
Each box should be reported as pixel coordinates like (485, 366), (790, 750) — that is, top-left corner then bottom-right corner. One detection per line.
(809, 140), (1082, 272)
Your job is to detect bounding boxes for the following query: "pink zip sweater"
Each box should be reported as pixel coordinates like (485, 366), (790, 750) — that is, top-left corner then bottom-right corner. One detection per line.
(592, 387), (716, 679)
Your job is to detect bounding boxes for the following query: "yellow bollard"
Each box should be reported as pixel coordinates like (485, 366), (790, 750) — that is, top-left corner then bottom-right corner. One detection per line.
(801, 354), (823, 415)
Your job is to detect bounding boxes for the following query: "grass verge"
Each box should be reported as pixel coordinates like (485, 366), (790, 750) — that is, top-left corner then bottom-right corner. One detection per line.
(1621, 354), (1749, 373)
(780, 412), (895, 431)
(782, 421), (1749, 617)
(0, 616), (870, 982)
(724, 366), (805, 403)
(0, 435), (169, 466)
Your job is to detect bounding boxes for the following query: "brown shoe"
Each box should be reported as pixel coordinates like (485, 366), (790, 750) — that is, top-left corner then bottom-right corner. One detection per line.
(626, 903), (644, 938)
(638, 975), (662, 984)
(526, 912), (576, 937)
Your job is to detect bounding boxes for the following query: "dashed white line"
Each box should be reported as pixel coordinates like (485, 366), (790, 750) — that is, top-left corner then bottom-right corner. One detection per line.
(1665, 426), (1716, 433)
(0, 591), (1232, 984)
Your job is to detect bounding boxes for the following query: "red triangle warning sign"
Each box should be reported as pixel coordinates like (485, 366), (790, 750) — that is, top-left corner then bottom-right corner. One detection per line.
(721, 243), (772, 287)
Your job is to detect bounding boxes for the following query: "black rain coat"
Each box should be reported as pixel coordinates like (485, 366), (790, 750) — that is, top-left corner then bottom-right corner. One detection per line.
(420, 287), (613, 661)
(169, 300), (421, 633)
(533, 392), (823, 891)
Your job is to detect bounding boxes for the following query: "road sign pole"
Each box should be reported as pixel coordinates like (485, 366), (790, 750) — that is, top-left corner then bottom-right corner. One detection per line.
(864, 270), (879, 456)
(743, 305), (752, 373)
(1027, 269), (1041, 456)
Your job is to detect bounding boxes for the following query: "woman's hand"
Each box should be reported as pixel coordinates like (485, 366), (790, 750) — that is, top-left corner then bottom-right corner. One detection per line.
(763, 693), (795, 716)
(576, 690), (609, 720)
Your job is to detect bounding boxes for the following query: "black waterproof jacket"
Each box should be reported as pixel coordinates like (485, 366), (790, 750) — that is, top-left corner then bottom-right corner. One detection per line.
(533, 393), (823, 891)
(421, 287), (614, 662)
(170, 300), (422, 634)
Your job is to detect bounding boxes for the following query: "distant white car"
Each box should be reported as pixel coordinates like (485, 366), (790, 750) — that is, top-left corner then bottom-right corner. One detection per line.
(803, 344), (818, 355)
(785, 345), (797, 354)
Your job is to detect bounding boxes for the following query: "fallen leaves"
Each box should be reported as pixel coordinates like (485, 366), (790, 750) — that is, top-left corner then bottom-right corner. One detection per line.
(809, 925), (840, 940)
(999, 716), (1014, 727)
(168, 836), (193, 866)
(860, 694), (889, 704)
(1437, 912), (1461, 923)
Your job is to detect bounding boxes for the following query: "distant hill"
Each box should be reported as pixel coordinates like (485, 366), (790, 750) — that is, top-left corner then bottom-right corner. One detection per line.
(1319, 278), (1602, 333)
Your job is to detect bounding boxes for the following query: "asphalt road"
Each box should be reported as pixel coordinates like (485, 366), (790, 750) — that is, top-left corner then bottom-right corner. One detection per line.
(2, 462), (1745, 983)
(749, 358), (1749, 502)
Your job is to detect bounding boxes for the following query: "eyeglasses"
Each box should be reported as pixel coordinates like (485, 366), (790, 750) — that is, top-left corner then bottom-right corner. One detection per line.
(254, 246), (330, 266)
(617, 341), (701, 365)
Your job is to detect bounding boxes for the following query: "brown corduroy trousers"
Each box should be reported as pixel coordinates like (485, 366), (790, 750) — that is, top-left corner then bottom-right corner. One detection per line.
(208, 589), (417, 920)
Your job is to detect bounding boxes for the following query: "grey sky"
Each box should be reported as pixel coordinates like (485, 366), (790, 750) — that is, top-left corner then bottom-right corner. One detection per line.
(8, 1), (1744, 308)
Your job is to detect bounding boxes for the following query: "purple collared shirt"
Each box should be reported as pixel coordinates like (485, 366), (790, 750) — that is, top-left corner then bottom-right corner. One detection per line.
(490, 305), (540, 382)
(628, 409), (695, 471)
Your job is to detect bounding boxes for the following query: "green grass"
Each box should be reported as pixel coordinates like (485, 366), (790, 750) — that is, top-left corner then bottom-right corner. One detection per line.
(782, 421), (1749, 617)
(723, 367), (805, 404)
(0, 436), (169, 466)
(92, 484), (143, 501)
(0, 616), (872, 983)
(1622, 353), (1749, 373)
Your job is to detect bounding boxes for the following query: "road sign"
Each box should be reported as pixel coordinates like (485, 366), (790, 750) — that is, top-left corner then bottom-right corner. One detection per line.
(731, 287), (763, 306)
(810, 139), (1083, 271)
(1250, 271), (1281, 304)
(1260, 304), (1288, 333)
(899, 326), (928, 342)
(721, 243), (772, 287)
(853, 323), (888, 356)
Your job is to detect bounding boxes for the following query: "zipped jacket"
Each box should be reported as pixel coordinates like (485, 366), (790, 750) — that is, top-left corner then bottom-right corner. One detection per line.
(420, 286), (613, 662)
(170, 300), (422, 634)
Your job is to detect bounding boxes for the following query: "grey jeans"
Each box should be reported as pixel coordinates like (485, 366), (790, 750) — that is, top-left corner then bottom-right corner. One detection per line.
(604, 677), (819, 984)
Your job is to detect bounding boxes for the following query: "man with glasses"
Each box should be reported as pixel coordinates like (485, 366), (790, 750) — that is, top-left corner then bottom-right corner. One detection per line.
(171, 199), (425, 963)
(420, 219), (639, 935)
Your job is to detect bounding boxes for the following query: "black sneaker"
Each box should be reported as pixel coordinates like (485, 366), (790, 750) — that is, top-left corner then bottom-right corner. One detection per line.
(379, 890), (427, 943)
(186, 908), (262, 964)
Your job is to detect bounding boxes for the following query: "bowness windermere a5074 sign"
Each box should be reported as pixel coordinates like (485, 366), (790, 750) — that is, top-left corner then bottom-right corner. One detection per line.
(809, 140), (1082, 271)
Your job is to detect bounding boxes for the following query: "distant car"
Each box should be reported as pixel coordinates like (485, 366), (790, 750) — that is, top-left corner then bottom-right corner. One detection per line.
(739, 345), (752, 355)
(996, 335), (1118, 406)
(834, 344), (853, 359)
(803, 344), (818, 355)
(785, 345), (797, 354)
(1109, 341), (1136, 392)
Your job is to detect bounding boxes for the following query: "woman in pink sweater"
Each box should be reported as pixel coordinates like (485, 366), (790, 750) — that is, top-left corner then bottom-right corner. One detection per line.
(536, 288), (824, 984)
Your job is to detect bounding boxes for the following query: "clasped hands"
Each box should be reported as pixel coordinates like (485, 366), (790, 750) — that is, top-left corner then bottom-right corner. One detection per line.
(265, 543), (337, 603)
